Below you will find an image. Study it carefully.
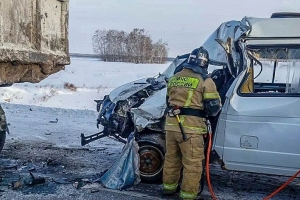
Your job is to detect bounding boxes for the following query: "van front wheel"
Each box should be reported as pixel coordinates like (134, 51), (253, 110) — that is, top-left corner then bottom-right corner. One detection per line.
(138, 142), (165, 182)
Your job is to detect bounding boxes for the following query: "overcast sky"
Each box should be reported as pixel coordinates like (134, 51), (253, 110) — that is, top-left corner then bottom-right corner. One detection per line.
(69, 0), (300, 57)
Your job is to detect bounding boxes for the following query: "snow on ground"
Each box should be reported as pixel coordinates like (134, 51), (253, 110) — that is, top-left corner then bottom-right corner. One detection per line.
(1, 57), (294, 112)
(0, 57), (295, 149)
(0, 57), (171, 154)
(0, 56), (171, 150)
(0, 57), (170, 111)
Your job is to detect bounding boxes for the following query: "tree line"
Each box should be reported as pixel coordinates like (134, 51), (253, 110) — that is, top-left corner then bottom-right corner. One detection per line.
(92, 28), (168, 64)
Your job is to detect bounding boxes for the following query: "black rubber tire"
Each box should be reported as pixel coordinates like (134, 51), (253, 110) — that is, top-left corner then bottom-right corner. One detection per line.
(138, 142), (165, 183)
(0, 131), (6, 153)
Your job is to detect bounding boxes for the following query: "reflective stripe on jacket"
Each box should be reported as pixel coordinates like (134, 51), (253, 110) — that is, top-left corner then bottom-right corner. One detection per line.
(165, 68), (220, 134)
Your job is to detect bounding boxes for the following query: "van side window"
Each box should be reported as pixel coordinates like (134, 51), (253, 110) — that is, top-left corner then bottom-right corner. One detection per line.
(239, 48), (300, 95)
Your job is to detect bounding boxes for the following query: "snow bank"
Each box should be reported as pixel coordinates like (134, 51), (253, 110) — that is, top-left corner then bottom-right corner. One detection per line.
(0, 57), (170, 110)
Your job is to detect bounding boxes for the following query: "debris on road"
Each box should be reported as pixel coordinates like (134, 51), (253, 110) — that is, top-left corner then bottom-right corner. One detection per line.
(49, 118), (58, 123)
(11, 181), (22, 190)
(24, 172), (46, 186)
(52, 178), (71, 184)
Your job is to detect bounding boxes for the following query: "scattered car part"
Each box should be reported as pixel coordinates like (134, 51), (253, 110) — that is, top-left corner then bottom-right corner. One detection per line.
(52, 178), (71, 184)
(24, 172), (46, 186)
(11, 181), (22, 190)
(49, 118), (58, 123)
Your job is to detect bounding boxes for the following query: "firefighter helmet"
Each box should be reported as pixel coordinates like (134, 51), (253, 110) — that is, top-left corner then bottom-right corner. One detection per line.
(187, 47), (209, 68)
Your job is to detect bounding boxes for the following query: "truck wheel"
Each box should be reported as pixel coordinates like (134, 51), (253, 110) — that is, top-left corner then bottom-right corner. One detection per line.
(0, 131), (6, 153)
(0, 105), (6, 153)
(138, 142), (164, 182)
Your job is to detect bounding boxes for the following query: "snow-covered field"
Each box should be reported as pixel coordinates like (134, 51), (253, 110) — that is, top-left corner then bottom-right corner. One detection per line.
(2, 57), (296, 112)
(0, 57), (171, 111)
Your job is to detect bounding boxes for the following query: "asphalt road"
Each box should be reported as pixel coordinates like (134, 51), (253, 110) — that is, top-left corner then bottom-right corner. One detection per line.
(0, 103), (299, 200)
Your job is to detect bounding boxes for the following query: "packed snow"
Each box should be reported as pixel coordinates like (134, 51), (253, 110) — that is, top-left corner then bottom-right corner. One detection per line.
(0, 57), (171, 111)
(0, 57), (171, 148)
(0, 57), (170, 153)
(1, 56), (296, 112)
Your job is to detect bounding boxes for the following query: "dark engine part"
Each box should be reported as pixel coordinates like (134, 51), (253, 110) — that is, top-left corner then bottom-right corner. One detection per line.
(81, 83), (162, 145)
(82, 95), (133, 145)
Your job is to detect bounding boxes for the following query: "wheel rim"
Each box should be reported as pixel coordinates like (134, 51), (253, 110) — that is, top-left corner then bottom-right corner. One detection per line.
(139, 144), (164, 177)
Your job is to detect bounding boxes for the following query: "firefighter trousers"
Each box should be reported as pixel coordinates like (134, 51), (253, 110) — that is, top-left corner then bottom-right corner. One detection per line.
(163, 130), (205, 199)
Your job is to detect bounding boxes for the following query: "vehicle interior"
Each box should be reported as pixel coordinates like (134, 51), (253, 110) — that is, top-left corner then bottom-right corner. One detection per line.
(239, 47), (300, 95)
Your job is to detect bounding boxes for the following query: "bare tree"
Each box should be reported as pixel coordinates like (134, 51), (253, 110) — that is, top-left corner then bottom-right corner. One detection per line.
(92, 28), (168, 64)
(154, 39), (168, 64)
(92, 30), (107, 60)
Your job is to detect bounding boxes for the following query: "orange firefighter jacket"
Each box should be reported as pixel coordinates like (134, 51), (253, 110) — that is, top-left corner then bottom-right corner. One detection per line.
(165, 68), (221, 134)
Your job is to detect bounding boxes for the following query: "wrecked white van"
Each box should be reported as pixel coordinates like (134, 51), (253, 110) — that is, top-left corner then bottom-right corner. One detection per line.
(81, 13), (300, 182)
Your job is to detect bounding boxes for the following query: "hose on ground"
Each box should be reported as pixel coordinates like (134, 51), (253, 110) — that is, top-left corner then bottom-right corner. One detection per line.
(263, 169), (300, 200)
(206, 121), (217, 200)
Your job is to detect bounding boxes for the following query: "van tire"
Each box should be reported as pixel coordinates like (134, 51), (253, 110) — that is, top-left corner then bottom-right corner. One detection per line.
(138, 141), (165, 183)
(0, 131), (6, 153)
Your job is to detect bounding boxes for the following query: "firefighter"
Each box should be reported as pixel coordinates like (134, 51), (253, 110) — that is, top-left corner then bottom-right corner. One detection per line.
(163, 47), (222, 199)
